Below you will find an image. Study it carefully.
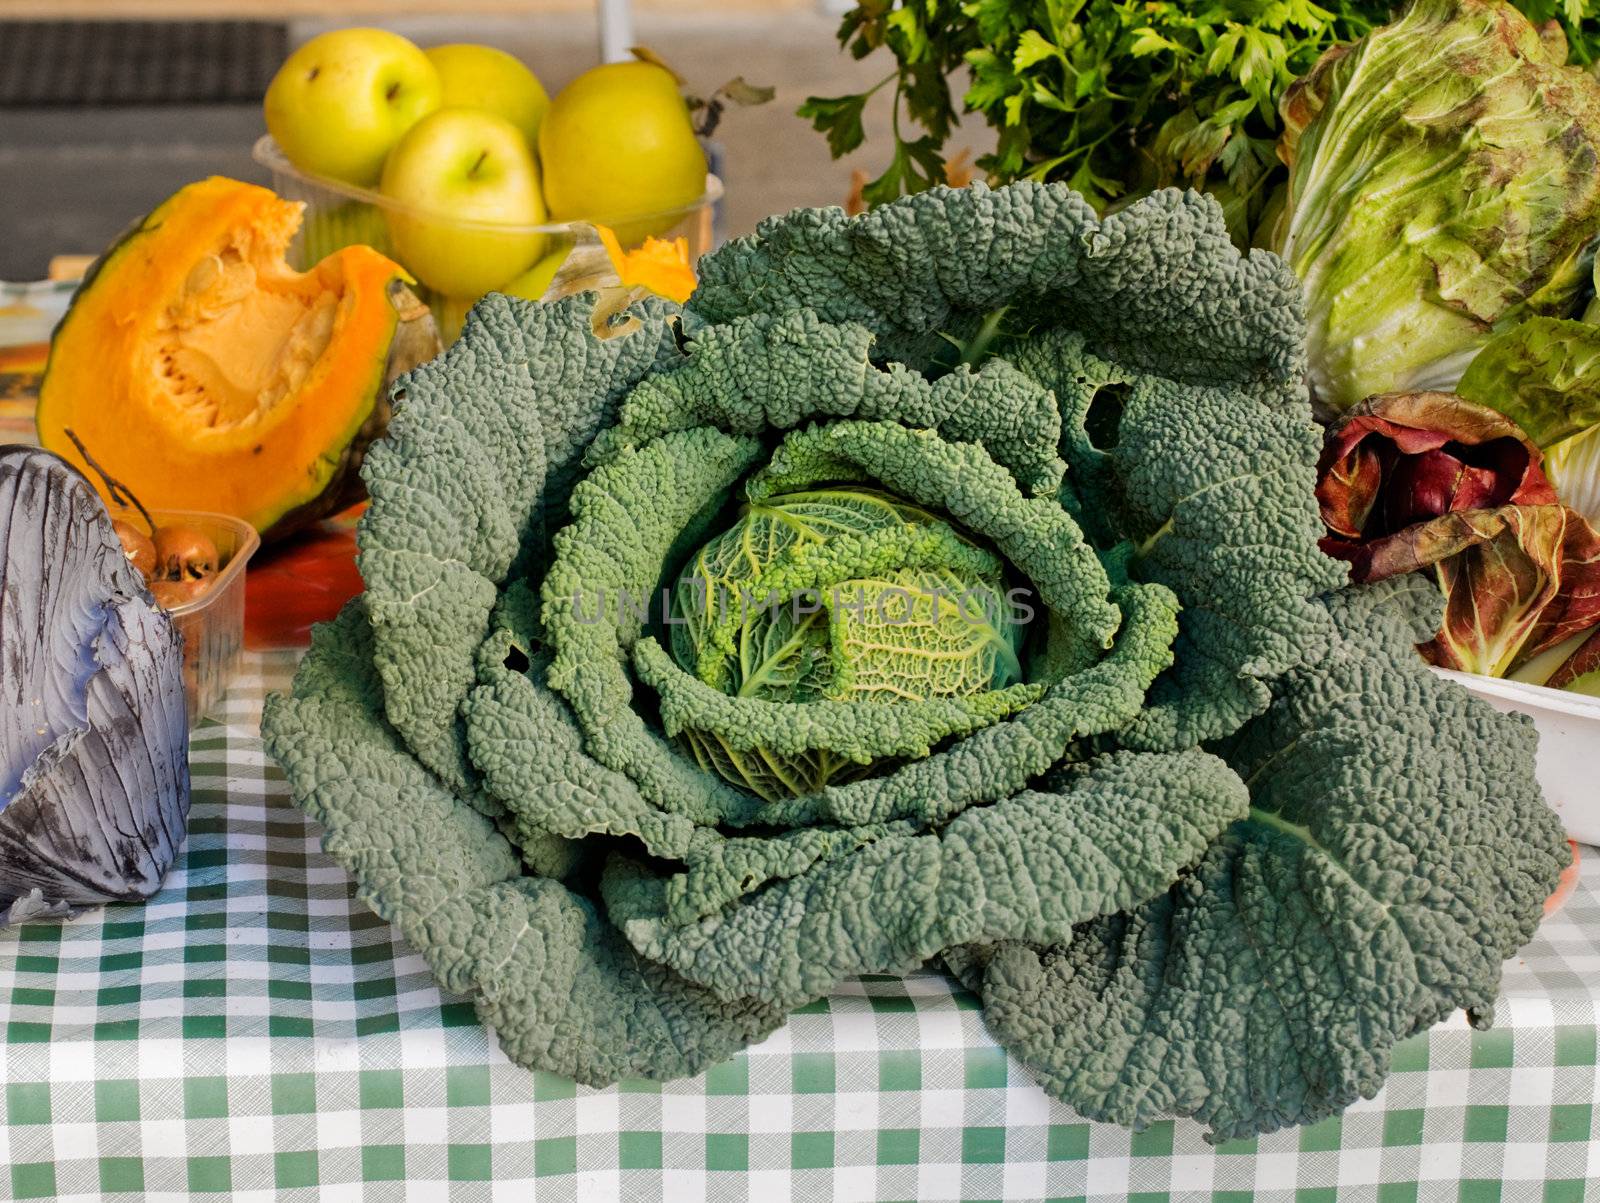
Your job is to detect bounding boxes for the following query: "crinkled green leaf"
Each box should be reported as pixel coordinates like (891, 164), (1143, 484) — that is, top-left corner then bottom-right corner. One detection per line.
(540, 426), (768, 829)
(798, 581), (1179, 830)
(659, 819), (921, 923)
(262, 602), (783, 1084)
(635, 637), (1039, 778)
(358, 292), (679, 796)
(539, 413), (1135, 826)
(467, 581), (695, 863)
(603, 747), (1250, 1008)
(690, 182), (1305, 398)
(1010, 328), (1347, 749)
(609, 418), (1115, 801)
(590, 308), (1065, 496)
(668, 487), (1011, 697)
(963, 578), (1570, 1143)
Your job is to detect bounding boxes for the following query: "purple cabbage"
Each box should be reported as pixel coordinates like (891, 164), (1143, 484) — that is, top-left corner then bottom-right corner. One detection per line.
(0, 446), (189, 925)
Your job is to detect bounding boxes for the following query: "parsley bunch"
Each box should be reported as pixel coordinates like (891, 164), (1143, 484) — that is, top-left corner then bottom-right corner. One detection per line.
(801, 0), (1598, 241)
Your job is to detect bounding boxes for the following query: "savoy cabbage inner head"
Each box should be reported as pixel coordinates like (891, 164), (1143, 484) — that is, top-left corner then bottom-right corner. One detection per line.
(261, 181), (1569, 1142)
(663, 484), (1031, 799)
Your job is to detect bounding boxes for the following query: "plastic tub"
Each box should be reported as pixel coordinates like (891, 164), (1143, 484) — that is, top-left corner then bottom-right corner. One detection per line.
(146, 510), (260, 726)
(251, 135), (723, 341)
(1434, 667), (1600, 846)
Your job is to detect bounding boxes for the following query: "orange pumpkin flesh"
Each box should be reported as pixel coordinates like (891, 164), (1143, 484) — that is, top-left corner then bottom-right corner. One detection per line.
(37, 177), (439, 540)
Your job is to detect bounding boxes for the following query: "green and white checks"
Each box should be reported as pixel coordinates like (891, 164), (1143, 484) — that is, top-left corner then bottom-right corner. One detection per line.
(2, 650), (1598, 1201)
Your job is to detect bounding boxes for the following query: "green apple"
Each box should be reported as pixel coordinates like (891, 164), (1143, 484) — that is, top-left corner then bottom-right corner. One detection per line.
(499, 247), (571, 301)
(379, 108), (548, 297)
(264, 28), (441, 186)
(425, 44), (549, 146)
(538, 62), (706, 238)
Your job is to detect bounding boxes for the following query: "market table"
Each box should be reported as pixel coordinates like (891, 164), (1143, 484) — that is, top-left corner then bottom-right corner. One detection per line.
(2, 651), (1598, 1203)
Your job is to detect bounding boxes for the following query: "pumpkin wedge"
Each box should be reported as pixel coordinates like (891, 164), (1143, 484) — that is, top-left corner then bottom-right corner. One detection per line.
(37, 177), (439, 540)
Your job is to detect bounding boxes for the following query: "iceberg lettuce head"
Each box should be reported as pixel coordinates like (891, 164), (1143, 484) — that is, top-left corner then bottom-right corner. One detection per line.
(1274, 0), (1600, 414)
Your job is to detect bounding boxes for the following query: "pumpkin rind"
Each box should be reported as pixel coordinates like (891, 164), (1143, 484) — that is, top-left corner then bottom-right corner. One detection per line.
(36, 177), (440, 541)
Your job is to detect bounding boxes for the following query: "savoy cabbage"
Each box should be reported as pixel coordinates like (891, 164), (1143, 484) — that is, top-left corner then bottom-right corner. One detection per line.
(262, 181), (1569, 1141)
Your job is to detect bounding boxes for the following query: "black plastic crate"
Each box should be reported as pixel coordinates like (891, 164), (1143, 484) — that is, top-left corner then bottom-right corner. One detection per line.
(0, 20), (286, 107)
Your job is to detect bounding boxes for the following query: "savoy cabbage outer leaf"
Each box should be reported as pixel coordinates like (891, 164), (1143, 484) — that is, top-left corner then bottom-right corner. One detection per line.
(357, 292), (679, 800)
(588, 309), (1067, 498)
(602, 748), (1248, 1007)
(963, 578), (1571, 1143)
(690, 183), (1305, 398)
(261, 181), (1566, 1142)
(263, 602), (783, 1082)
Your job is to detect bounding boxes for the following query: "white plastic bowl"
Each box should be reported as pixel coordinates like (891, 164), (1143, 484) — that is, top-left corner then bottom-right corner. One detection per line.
(1434, 667), (1600, 845)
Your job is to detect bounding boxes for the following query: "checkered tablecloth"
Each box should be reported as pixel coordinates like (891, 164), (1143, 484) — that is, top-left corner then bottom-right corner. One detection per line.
(2, 650), (1598, 1202)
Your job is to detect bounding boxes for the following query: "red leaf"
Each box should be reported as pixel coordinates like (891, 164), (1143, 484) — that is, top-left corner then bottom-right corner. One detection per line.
(1547, 626), (1600, 690)
(1337, 505), (1600, 676)
(1316, 442), (1382, 539)
(1315, 391), (1556, 541)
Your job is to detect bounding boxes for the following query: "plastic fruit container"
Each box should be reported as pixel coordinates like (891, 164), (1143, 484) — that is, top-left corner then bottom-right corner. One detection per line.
(252, 135), (722, 342)
(1434, 667), (1600, 846)
(146, 510), (260, 726)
